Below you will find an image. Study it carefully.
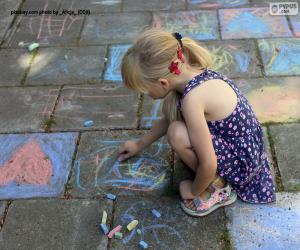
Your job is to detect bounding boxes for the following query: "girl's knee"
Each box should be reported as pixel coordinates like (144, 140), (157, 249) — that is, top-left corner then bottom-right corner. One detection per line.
(167, 121), (191, 149)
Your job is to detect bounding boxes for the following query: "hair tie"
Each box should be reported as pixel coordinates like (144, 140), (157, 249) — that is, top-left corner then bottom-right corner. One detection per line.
(172, 32), (183, 49)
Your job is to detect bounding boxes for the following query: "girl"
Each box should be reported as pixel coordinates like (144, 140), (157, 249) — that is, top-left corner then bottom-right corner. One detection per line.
(117, 27), (276, 217)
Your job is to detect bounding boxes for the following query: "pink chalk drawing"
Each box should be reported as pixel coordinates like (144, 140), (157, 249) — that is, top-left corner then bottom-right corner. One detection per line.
(0, 138), (52, 186)
(27, 1), (83, 45)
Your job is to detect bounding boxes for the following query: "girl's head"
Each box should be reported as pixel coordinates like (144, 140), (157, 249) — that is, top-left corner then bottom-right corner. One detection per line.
(121, 27), (213, 122)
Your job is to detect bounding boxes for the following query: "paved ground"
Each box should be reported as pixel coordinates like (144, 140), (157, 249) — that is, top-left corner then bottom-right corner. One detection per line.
(0, 0), (300, 249)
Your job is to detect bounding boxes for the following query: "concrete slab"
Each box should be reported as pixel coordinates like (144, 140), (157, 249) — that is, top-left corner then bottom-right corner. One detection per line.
(219, 7), (292, 39)
(68, 130), (172, 198)
(110, 196), (228, 250)
(0, 201), (7, 230)
(59, 0), (122, 13)
(25, 46), (106, 85)
(152, 10), (220, 40)
(201, 40), (262, 78)
(123, 0), (185, 11)
(51, 84), (139, 130)
(4, 0), (84, 47)
(0, 49), (32, 86)
(187, 0), (249, 10)
(0, 199), (112, 249)
(0, 86), (59, 133)
(80, 12), (151, 45)
(258, 38), (300, 76)
(225, 192), (300, 250)
(0, 132), (77, 199)
(234, 77), (300, 123)
(140, 98), (163, 129)
(104, 44), (131, 82)
(290, 14), (300, 37)
(0, 0), (22, 43)
(269, 124), (300, 191)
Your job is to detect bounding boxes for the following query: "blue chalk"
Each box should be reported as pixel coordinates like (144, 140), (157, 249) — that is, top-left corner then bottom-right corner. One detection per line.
(100, 223), (109, 235)
(151, 209), (161, 218)
(106, 193), (116, 200)
(83, 120), (94, 127)
(139, 240), (148, 249)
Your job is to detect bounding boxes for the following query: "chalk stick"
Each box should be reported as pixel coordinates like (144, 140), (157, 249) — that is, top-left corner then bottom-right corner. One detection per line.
(101, 210), (107, 224)
(28, 43), (39, 52)
(114, 232), (123, 239)
(83, 120), (94, 127)
(108, 225), (122, 238)
(139, 240), (148, 249)
(106, 193), (116, 200)
(100, 224), (109, 235)
(151, 209), (161, 218)
(136, 229), (142, 235)
(127, 219), (138, 231)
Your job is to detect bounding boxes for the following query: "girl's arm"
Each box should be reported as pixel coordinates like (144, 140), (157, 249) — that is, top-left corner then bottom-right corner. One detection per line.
(137, 116), (169, 150)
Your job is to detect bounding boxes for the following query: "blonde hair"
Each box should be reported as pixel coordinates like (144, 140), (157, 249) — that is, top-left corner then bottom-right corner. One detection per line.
(121, 27), (213, 123)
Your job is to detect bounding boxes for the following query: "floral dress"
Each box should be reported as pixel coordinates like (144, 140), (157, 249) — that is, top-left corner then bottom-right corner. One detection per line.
(177, 68), (276, 204)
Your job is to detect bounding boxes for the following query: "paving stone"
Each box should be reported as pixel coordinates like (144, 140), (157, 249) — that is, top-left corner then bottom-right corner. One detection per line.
(25, 46), (106, 85)
(0, 201), (7, 229)
(0, 0), (22, 43)
(60, 0), (122, 13)
(140, 97), (163, 129)
(123, 0), (185, 11)
(234, 77), (300, 123)
(225, 192), (300, 249)
(258, 38), (300, 76)
(51, 84), (138, 130)
(69, 130), (172, 198)
(187, 0), (250, 10)
(201, 40), (262, 78)
(3, 0), (84, 47)
(0, 132), (77, 199)
(104, 44), (131, 82)
(80, 12), (151, 45)
(289, 14), (300, 36)
(0, 199), (112, 249)
(110, 196), (228, 250)
(269, 124), (300, 191)
(152, 10), (220, 40)
(0, 49), (32, 86)
(0, 86), (59, 133)
(219, 7), (292, 39)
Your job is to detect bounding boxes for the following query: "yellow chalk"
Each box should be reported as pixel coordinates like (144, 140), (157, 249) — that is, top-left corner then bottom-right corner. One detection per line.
(126, 219), (138, 231)
(101, 210), (107, 224)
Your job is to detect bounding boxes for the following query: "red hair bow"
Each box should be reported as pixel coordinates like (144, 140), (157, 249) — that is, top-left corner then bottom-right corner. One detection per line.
(168, 61), (181, 75)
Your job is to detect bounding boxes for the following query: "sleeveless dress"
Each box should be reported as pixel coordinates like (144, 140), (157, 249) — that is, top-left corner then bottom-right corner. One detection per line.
(177, 68), (276, 204)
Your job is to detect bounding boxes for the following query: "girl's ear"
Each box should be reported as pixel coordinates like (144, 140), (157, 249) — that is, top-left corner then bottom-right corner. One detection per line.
(157, 78), (170, 90)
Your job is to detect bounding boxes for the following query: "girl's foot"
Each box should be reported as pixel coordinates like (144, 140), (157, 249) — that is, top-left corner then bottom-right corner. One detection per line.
(181, 183), (237, 217)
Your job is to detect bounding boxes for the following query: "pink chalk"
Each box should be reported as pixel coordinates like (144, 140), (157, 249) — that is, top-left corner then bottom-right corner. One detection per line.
(108, 225), (122, 238)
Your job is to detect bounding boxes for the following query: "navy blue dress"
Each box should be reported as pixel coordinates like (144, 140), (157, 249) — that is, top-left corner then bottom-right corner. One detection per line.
(177, 68), (276, 204)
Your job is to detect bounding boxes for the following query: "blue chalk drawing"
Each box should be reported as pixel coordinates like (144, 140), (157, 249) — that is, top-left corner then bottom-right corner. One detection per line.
(0, 133), (78, 199)
(235, 52), (250, 73)
(74, 137), (170, 194)
(104, 44), (131, 82)
(258, 39), (300, 75)
(121, 201), (187, 249)
(141, 100), (162, 128)
(227, 199), (300, 250)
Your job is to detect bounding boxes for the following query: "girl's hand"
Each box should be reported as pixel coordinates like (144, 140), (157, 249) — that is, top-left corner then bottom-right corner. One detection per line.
(117, 140), (142, 162)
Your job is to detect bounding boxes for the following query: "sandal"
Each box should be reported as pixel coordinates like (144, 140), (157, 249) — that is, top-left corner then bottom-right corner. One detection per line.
(180, 182), (237, 217)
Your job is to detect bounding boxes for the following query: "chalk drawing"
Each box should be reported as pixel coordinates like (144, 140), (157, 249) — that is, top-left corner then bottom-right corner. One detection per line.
(74, 137), (170, 195)
(153, 10), (219, 40)
(227, 198), (300, 249)
(189, 0), (248, 9)
(104, 45), (131, 82)
(290, 15), (300, 36)
(219, 7), (292, 39)
(141, 100), (162, 128)
(119, 200), (187, 249)
(258, 38), (300, 76)
(0, 132), (77, 199)
(91, 0), (120, 5)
